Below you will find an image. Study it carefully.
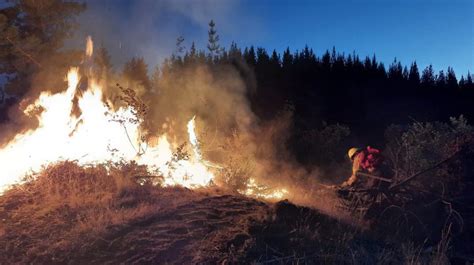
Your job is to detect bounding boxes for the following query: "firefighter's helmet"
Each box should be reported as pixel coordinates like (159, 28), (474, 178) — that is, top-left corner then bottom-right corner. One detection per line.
(347, 147), (361, 160)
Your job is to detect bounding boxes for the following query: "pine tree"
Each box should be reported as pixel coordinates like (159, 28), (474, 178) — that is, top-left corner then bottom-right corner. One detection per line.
(183, 41), (197, 65)
(322, 50), (331, 69)
(421, 65), (435, 88)
(371, 55), (378, 71)
(377, 63), (386, 78)
(402, 66), (409, 80)
(256, 48), (270, 65)
(244, 46), (257, 66)
(459, 72), (473, 91)
(270, 50), (280, 67)
(466, 72), (473, 89)
(176, 36), (185, 55)
(459, 76), (466, 89)
(207, 20), (221, 58)
(0, 0), (86, 96)
(282, 47), (293, 68)
(364, 56), (372, 71)
(94, 45), (113, 77)
(388, 58), (403, 81)
(408, 62), (420, 85)
(228, 41), (241, 60)
(436, 70), (446, 89)
(189, 42), (197, 57)
(123, 57), (151, 91)
(331, 46), (337, 64)
(446, 67), (458, 90)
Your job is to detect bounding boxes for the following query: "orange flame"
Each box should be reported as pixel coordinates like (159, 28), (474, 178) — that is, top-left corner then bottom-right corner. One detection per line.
(85, 36), (93, 58)
(0, 67), (214, 192)
(0, 37), (289, 201)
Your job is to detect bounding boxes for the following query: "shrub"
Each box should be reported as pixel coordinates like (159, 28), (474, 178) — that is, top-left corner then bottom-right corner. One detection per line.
(384, 115), (473, 195)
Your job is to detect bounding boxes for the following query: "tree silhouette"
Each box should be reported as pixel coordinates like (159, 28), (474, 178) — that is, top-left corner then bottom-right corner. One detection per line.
(446, 67), (458, 90)
(388, 58), (403, 82)
(421, 65), (435, 89)
(408, 62), (421, 86)
(94, 45), (113, 77)
(207, 20), (221, 58)
(123, 57), (151, 91)
(117, 39), (473, 147)
(436, 70), (447, 90)
(175, 36), (186, 56)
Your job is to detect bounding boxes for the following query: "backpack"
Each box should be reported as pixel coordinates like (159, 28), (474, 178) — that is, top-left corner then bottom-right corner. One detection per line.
(360, 146), (383, 172)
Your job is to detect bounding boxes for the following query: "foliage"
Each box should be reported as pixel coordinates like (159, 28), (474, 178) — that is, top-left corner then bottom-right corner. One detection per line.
(384, 115), (473, 193)
(122, 57), (151, 92)
(142, 23), (474, 165)
(93, 44), (113, 78)
(114, 83), (148, 124)
(292, 121), (351, 180)
(207, 19), (221, 59)
(217, 130), (255, 192)
(0, 0), (86, 96)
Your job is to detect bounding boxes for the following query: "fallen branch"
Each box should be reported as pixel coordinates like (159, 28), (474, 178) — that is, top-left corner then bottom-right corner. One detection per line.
(389, 150), (461, 190)
(356, 172), (392, 183)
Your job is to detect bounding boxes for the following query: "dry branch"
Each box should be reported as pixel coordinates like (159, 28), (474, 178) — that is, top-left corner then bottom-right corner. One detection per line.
(389, 150), (461, 190)
(356, 172), (392, 183)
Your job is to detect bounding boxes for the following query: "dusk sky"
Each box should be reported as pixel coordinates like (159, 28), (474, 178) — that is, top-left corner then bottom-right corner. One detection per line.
(74, 0), (473, 76)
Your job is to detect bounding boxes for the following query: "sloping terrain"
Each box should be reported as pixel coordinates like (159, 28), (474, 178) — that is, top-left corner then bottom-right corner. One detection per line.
(0, 162), (363, 264)
(1, 162), (470, 264)
(77, 194), (270, 264)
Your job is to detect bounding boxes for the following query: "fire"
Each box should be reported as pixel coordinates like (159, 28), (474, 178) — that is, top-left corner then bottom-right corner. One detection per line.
(240, 178), (289, 200)
(0, 69), (214, 192)
(85, 36), (93, 57)
(187, 116), (201, 160)
(0, 37), (289, 201)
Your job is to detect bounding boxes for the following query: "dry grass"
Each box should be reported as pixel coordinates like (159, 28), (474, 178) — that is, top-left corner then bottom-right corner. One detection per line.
(0, 161), (465, 264)
(0, 161), (197, 264)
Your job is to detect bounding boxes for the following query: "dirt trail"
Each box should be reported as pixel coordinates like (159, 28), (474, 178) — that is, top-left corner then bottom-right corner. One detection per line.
(80, 194), (270, 264)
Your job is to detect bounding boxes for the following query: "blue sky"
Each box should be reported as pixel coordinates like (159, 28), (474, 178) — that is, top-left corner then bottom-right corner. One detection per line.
(71, 0), (472, 76)
(238, 0), (473, 75)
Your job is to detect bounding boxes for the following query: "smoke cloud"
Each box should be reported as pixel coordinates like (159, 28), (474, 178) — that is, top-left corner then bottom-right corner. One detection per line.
(1, 1), (344, 217)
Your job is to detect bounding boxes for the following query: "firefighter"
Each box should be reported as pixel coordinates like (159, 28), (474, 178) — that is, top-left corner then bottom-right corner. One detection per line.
(341, 146), (386, 188)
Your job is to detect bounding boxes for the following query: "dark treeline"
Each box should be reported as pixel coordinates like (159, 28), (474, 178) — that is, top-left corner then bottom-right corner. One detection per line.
(2, 2), (473, 147)
(122, 34), (474, 145)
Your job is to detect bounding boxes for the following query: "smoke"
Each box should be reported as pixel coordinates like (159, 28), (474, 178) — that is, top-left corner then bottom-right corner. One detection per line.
(131, 58), (333, 210)
(0, 1), (343, 215)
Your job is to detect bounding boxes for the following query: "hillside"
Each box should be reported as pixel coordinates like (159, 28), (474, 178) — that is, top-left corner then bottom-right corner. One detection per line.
(2, 162), (471, 264)
(0, 162), (350, 264)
